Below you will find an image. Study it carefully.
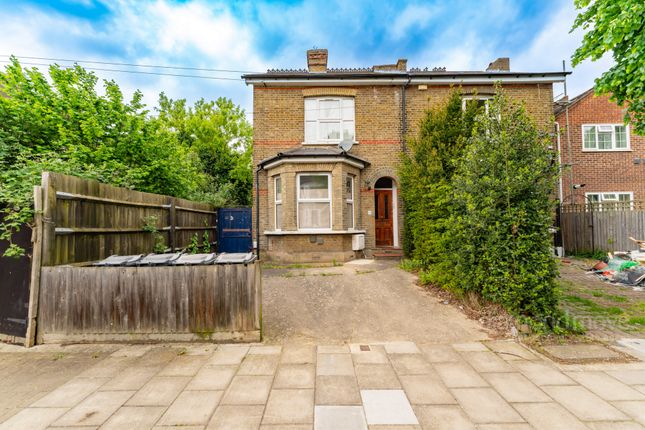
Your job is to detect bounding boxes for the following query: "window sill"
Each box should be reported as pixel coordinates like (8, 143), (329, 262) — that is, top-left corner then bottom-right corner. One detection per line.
(301, 141), (359, 146)
(264, 230), (366, 236)
(581, 148), (631, 152)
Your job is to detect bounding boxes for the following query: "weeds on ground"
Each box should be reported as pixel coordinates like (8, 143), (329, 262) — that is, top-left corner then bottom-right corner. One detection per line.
(399, 259), (422, 273)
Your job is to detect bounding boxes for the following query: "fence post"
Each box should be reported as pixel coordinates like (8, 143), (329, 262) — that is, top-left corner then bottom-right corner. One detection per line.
(40, 172), (56, 267)
(169, 198), (176, 252)
(25, 186), (43, 347)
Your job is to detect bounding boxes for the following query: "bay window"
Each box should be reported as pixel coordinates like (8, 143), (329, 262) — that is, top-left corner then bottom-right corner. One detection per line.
(274, 176), (282, 230)
(304, 97), (355, 144)
(346, 175), (354, 229)
(297, 173), (331, 230)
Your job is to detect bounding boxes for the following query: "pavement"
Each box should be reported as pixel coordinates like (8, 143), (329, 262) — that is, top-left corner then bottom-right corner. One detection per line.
(2, 340), (645, 429)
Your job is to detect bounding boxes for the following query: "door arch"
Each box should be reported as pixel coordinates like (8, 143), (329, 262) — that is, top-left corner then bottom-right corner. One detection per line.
(374, 177), (398, 247)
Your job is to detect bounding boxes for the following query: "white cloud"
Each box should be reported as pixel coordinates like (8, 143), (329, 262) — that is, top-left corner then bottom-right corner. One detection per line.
(390, 4), (440, 40)
(513, 1), (613, 99)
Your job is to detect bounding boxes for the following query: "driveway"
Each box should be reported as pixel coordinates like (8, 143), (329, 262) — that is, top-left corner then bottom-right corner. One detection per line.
(262, 259), (489, 344)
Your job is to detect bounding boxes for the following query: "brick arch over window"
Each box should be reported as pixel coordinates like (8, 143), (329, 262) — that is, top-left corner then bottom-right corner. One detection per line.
(365, 167), (399, 188)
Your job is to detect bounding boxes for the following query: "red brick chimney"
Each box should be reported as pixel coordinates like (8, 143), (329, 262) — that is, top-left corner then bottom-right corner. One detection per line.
(307, 49), (328, 72)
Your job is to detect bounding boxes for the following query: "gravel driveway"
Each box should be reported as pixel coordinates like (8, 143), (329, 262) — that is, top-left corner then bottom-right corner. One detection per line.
(262, 259), (488, 344)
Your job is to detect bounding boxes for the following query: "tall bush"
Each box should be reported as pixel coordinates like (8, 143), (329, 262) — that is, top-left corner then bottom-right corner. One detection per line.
(445, 91), (561, 325)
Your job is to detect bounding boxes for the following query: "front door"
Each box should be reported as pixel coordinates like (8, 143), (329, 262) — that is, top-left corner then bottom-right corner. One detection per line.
(375, 189), (393, 246)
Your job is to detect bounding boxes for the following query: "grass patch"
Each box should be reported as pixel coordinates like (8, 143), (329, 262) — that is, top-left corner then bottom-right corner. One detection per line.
(318, 272), (342, 277)
(563, 295), (624, 315)
(591, 291), (628, 303)
(399, 259), (422, 272)
(627, 316), (645, 326)
(355, 269), (375, 275)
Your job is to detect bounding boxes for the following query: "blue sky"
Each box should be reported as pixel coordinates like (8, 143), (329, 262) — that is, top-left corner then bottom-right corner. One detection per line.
(0, 0), (612, 119)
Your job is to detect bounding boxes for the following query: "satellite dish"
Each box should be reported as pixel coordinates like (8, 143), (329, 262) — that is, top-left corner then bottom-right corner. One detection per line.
(339, 138), (354, 152)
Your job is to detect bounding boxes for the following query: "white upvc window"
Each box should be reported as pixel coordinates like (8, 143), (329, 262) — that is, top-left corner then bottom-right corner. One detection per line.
(274, 176), (282, 230)
(346, 175), (355, 230)
(304, 97), (355, 144)
(585, 192), (633, 211)
(462, 96), (491, 113)
(582, 124), (629, 151)
(297, 173), (332, 230)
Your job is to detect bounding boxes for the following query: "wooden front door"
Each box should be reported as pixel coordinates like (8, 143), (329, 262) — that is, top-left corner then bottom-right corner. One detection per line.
(375, 189), (393, 246)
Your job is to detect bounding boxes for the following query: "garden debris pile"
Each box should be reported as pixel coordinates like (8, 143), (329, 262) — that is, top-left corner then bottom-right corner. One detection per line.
(590, 252), (645, 290)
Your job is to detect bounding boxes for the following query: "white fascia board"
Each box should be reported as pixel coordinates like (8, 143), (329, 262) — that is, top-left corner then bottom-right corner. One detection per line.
(245, 76), (566, 86)
(262, 157), (365, 170)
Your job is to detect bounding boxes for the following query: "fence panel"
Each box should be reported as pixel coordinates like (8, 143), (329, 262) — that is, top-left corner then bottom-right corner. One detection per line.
(41, 172), (217, 265)
(561, 204), (645, 253)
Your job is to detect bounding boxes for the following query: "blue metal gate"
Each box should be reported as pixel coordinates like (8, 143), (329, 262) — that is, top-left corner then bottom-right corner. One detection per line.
(217, 208), (253, 253)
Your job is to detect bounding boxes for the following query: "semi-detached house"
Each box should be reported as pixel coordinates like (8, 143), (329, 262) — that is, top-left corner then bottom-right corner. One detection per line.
(243, 49), (568, 263)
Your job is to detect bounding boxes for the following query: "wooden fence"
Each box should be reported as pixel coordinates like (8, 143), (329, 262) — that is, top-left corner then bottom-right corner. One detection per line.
(40, 172), (217, 266)
(37, 263), (261, 343)
(560, 202), (645, 254)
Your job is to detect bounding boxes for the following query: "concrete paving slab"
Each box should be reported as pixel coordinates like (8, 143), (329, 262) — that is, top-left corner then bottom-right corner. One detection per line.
(613, 401), (645, 426)
(172, 343), (218, 356)
(316, 353), (354, 376)
(365, 426), (421, 430)
(207, 345), (249, 365)
(238, 354), (280, 376)
(450, 388), (523, 424)
(274, 364), (315, 389)
(187, 365), (238, 391)
(100, 406), (165, 430)
(433, 363), (488, 388)
(512, 362), (576, 386)
(317, 345), (350, 354)
(383, 342), (421, 354)
(350, 345), (388, 364)
(77, 357), (133, 378)
(355, 364), (401, 389)
(565, 371), (645, 401)
(221, 375), (273, 405)
(361, 390), (418, 425)
(314, 406), (367, 430)
(262, 389), (314, 425)
(206, 404), (264, 429)
(452, 342), (488, 352)
(0, 407), (68, 430)
(607, 369), (645, 385)
(281, 345), (316, 364)
(419, 344), (462, 363)
(315, 376), (361, 405)
(157, 390), (222, 426)
(476, 424), (532, 430)
(110, 345), (153, 358)
(483, 341), (538, 361)
(126, 376), (190, 406)
(542, 385), (629, 421)
(158, 355), (208, 376)
(412, 405), (475, 430)
(259, 425), (311, 430)
(482, 373), (551, 403)
(399, 374), (456, 405)
(52, 390), (134, 427)
(100, 366), (160, 391)
(636, 385), (645, 395)
(389, 354), (434, 375)
(542, 344), (622, 361)
(248, 345), (282, 355)
(152, 426), (203, 430)
(460, 351), (514, 373)
(586, 422), (645, 430)
(31, 377), (109, 408)
(512, 402), (588, 430)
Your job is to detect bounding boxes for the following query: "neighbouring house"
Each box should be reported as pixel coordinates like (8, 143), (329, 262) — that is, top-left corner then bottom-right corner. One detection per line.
(555, 89), (645, 208)
(243, 49), (567, 263)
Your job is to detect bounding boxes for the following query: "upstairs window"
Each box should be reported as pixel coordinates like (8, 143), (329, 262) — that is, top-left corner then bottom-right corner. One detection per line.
(582, 124), (629, 151)
(304, 97), (355, 144)
(586, 192), (632, 211)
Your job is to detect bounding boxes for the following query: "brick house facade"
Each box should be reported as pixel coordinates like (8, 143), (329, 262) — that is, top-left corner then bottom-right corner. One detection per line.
(244, 49), (566, 263)
(555, 89), (645, 206)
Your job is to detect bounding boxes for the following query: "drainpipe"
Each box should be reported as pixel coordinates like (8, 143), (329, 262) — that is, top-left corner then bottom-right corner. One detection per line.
(255, 165), (263, 260)
(401, 77), (411, 153)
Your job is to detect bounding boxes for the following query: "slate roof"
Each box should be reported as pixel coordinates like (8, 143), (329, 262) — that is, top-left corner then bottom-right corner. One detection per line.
(257, 146), (370, 168)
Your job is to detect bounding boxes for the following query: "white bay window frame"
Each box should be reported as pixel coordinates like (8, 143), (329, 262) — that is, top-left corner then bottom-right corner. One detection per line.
(297, 173), (332, 231)
(346, 175), (355, 230)
(582, 124), (630, 151)
(274, 176), (282, 231)
(304, 97), (355, 144)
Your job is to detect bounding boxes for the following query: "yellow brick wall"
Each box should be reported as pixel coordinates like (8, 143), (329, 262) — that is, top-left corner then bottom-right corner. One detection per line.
(252, 82), (555, 261)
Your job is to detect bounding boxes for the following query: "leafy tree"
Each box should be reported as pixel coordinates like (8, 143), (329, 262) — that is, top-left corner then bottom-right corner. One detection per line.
(399, 90), (477, 267)
(0, 57), (252, 256)
(571, 0), (645, 134)
(445, 91), (563, 328)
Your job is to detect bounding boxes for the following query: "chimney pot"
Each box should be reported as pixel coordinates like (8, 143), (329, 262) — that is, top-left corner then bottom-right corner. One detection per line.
(307, 49), (328, 72)
(486, 57), (510, 71)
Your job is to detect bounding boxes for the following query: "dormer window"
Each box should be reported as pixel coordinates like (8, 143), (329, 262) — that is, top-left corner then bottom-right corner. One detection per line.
(304, 97), (355, 144)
